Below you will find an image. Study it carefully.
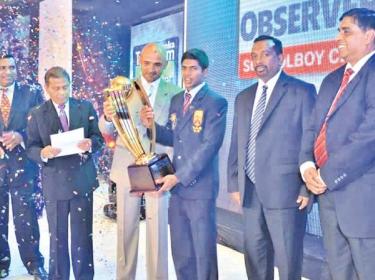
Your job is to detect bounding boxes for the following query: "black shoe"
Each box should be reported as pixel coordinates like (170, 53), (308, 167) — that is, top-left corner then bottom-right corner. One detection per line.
(0, 269), (8, 279)
(28, 266), (48, 280)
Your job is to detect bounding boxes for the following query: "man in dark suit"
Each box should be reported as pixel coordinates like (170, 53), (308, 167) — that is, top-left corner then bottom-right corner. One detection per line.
(26, 66), (104, 280)
(141, 49), (227, 280)
(300, 8), (375, 279)
(227, 35), (316, 280)
(0, 54), (46, 279)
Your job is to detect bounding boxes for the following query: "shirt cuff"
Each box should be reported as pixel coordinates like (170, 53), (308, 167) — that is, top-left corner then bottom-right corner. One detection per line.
(300, 161), (316, 182)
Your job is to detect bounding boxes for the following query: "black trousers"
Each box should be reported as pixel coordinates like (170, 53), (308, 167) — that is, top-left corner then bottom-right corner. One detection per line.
(46, 193), (94, 280)
(0, 168), (44, 272)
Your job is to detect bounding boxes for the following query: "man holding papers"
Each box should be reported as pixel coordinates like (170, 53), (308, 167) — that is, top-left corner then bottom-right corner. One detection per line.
(26, 66), (103, 280)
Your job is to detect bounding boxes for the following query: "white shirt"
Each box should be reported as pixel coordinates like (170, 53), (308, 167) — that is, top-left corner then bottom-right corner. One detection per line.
(141, 76), (160, 107)
(252, 70), (282, 119)
(299, 50), (375, 180)
(0, 83), (15, 105)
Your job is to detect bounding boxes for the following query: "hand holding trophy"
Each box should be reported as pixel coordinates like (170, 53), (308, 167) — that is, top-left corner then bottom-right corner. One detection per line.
(103, 76), (174, 192)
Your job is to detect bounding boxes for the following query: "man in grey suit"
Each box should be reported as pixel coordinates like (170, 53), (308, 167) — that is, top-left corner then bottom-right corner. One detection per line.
(300, 8), (375, 280)
(227, 35), (316, 280)
(141, 48), (228, 280)
(99, 43), (181, 280)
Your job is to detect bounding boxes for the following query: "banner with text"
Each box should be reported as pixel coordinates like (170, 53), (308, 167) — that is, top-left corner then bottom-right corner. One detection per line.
(238, 0), (375, 79)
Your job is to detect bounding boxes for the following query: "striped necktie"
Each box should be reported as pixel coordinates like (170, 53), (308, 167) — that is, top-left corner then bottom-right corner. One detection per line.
(245, 85), (268, 183)
(1, 88), (11, 126)
(314, 68), (354, 167)
(183, 92), (191, 114)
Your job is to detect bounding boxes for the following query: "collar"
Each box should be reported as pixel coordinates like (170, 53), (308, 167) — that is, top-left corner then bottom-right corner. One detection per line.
(1, 83), (15, 94)
(185, 82), (206, 101)
(258, 69), (282, 90)
(346, 50), (375, 78)
(52, 99), (70, 113)
(141, 76), (161, 95)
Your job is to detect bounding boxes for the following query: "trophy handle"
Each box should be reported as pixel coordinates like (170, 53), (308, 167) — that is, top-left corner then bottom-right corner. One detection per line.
(133, 80), (157, 154)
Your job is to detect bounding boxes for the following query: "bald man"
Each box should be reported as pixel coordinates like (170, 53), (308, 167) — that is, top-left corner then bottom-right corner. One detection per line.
(99, 43), (181, 280)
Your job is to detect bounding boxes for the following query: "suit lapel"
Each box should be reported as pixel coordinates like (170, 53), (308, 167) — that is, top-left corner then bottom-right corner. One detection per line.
(241, 85), (257, 145)
(45, 100), (63, 135)
(68, 98), (82, 130)
(175, 85), (208, 134)
(330, 56), (375, 118)
(259, 72), (288, 132)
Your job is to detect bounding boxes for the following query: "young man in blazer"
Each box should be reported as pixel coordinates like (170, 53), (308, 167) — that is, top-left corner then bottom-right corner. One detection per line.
(300, 8), (375, 279)
(27, 66), (103, 280)
(141, 48), (228, 280)
(227, 35), (316, 279)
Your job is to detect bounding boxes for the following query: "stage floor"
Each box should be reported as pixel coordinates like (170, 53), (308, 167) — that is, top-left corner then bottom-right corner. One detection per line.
(6, 183), (308, 279)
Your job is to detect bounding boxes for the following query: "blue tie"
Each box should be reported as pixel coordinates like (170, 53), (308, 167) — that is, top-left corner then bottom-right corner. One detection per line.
(245, 85), (268, 183)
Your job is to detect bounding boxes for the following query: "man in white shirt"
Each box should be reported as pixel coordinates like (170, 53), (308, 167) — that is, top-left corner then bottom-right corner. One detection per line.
(299, 8), (375, 279)
(99, 43), (181, 280)
(227, 35), (316, 280)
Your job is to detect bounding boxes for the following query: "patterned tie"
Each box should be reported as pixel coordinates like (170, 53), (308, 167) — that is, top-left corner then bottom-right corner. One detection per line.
(58, 103), (69, 132)
(183, 92), (191, 114)
(1, 88), (11, 126)
(245, 85), (268, 183)
(314, 68), (354, 167)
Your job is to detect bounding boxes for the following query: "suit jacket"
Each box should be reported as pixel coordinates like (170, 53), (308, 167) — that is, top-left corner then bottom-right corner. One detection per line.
(300, 54), (375, 237)
(155, 84), (228, 200)
(228, 72), (316, 209)
(26, 98), (104, 201)
(0, 82), (44, 187)
(99, 79), (181, 186)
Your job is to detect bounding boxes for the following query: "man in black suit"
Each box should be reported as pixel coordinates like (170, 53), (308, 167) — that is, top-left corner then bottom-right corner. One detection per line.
(0, 54), (46, 279)
(27, 66), (104, 280)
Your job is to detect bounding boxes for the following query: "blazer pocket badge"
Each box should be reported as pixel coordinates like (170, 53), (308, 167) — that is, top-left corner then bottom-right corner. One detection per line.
(192, 110), (204, 133)
(170, 113), (177, 130)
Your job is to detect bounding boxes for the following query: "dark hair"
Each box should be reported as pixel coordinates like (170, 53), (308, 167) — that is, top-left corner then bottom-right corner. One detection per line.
(181, 48), (209, 70)
(44, 66), (71, 85)
(0, 54), (15, 61)
(340, 8), (375, 31)
(253, 35), (283, 55)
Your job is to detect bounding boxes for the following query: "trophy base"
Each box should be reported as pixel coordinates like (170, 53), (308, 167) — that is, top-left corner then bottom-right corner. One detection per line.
(128, 153), (175, 193)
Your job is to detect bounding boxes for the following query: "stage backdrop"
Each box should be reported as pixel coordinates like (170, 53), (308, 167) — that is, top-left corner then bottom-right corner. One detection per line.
(130, 12), (184, 86)
(186, 0), (375, 242)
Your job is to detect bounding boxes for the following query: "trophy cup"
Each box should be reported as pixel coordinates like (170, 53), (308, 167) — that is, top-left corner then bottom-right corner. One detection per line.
(104, 76), (175, 192)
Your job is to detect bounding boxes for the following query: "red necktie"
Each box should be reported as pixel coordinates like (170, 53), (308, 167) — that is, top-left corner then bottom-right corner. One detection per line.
(314, 68), (354, 167)
(1, 88), (11, 126)
(183, 92), (191, 114)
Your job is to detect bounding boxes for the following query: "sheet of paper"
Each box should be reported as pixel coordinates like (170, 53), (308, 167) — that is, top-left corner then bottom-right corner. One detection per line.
(50, 127), (85, 157)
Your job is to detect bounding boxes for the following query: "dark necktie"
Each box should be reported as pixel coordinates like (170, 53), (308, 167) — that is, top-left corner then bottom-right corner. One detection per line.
(314, 68), (354, 167)
(183, 92), (191, 114)
(58, 103), (69, 132)
(1, 88), (11, 126)
(245, 85), (268, 183)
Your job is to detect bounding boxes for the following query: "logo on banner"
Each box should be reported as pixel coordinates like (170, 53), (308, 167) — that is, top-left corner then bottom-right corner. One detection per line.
(133, 37), (179, 84)
(238, 0), (375, 79)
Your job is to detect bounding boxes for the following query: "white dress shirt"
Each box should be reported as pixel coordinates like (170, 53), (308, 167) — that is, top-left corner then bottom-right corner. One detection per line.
(252, 70), (282, 119)
(141, 76), (161, 107)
